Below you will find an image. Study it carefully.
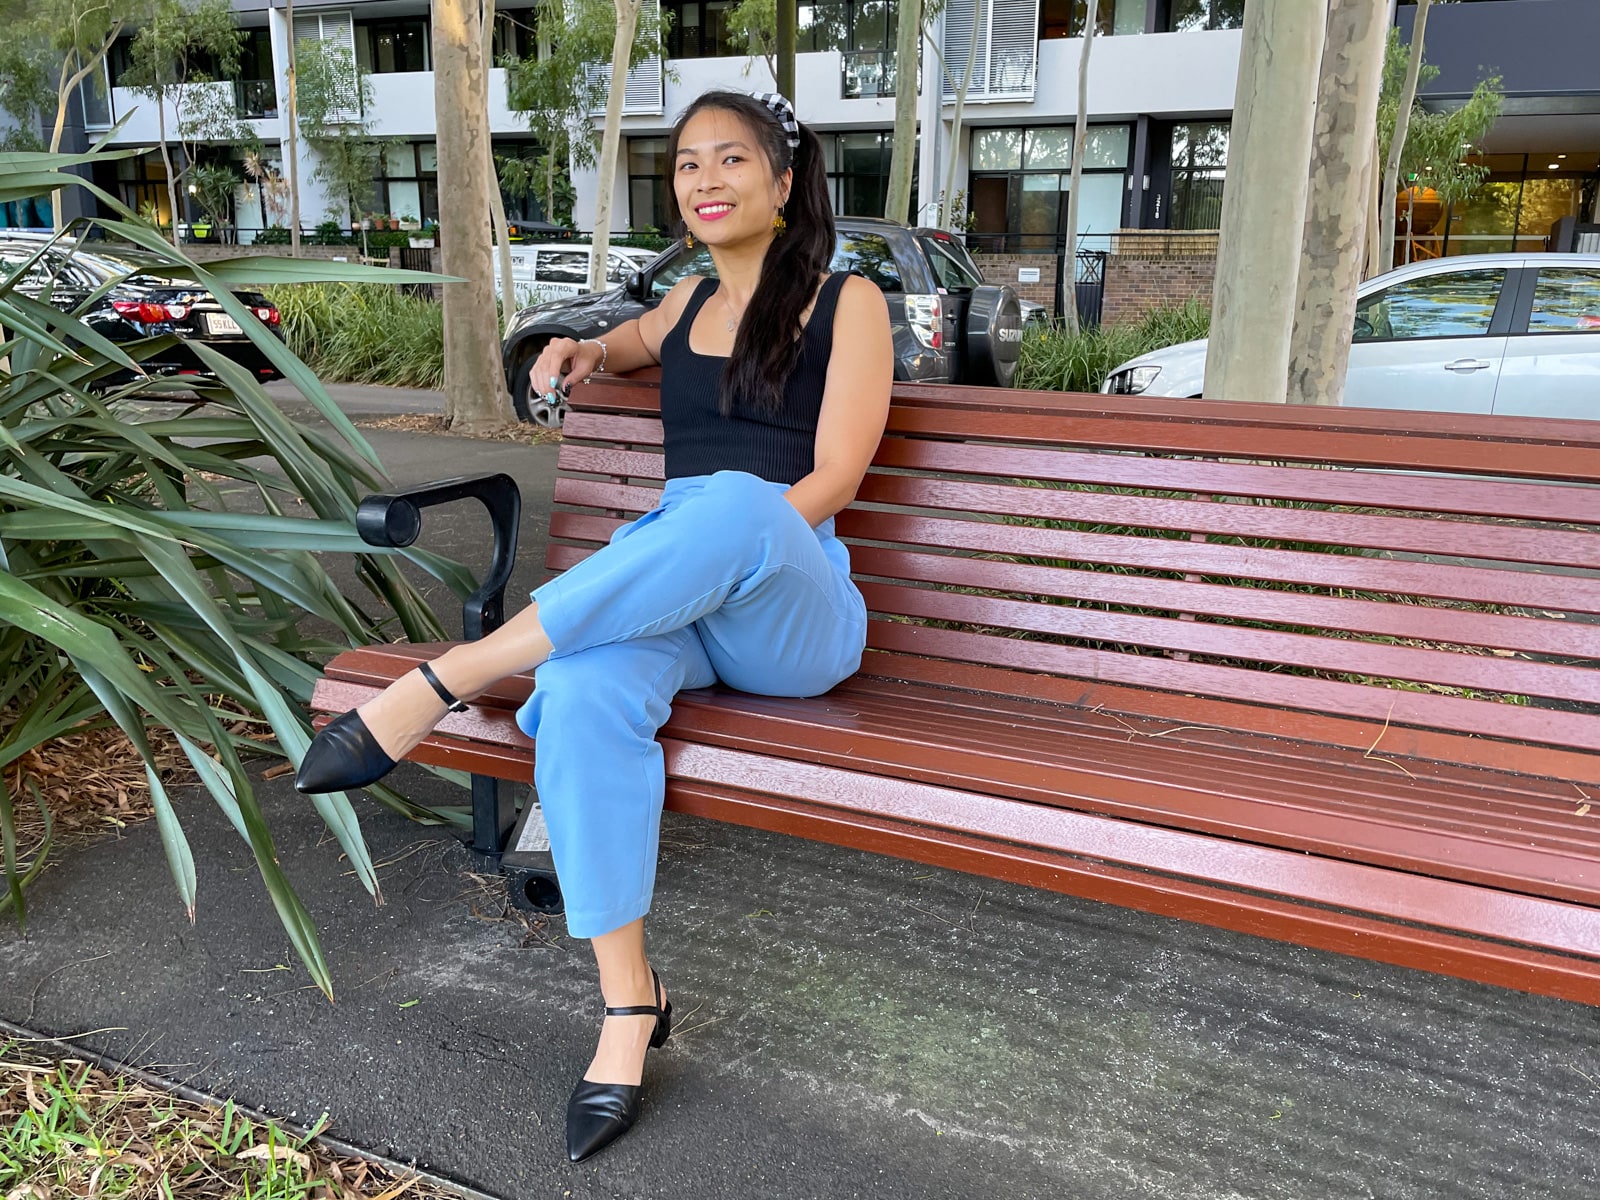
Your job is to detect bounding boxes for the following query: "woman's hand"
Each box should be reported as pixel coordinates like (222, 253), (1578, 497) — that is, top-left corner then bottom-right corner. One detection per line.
(528, 337), (606, 406)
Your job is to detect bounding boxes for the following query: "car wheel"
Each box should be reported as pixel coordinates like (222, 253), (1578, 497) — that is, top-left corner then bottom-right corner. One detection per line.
(510, 337), (567, 427)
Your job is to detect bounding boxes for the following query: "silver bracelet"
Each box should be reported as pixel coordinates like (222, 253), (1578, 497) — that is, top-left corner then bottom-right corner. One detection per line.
(579, 337), (608, 381)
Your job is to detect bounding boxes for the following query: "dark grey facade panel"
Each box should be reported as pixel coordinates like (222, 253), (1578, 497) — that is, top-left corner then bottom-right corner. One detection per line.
(1398, 0), (1600, 103)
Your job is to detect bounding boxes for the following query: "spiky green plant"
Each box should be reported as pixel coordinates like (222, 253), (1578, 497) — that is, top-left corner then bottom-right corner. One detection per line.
(0, 144), (471, 999)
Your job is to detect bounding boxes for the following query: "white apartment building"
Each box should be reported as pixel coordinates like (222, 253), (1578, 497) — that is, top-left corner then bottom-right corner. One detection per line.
(17, 0), (1599, 309)
(38, 0), (1247, 248)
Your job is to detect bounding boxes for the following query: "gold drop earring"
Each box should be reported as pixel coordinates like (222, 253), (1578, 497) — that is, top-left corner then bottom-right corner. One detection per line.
(686, 230), (695, 248)
(772, 208), (786, 236)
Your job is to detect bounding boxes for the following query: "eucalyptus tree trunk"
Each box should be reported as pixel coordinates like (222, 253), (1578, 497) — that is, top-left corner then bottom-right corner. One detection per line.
(481, 0), (517, 328)
(157, 103), (182, 250)
(286, 0), (303, 256)
(940, 0), (982, 229)
(433, 0), (513, 431)
(776, 0), (795, 98)
(1287, 0), (1387, 406)
(538, 9), (554, 222)
(588, 0), (640, 293)
(1378, 0), (1430, 274)
(51, 27), (122, 230)
(1365, 131), (1382, 278)
(1061, 0), (1098, 335)
(1202, 0), (1326, 404)
(883, 0), (922, 223)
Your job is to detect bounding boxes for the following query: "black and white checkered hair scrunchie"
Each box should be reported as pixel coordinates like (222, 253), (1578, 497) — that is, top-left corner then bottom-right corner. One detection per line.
(750, 91), (801, 152)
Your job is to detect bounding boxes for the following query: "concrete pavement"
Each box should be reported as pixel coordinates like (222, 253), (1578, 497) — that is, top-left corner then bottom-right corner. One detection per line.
(3, 385), (1598, 1200)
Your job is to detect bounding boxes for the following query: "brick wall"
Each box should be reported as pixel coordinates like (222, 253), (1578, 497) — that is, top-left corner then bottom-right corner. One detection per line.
(970, 253), (1058, 310)
(1101, 255), (1215, 326)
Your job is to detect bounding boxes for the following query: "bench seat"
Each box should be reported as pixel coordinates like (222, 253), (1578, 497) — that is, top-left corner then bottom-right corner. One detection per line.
(314, 378), (1600, 1005)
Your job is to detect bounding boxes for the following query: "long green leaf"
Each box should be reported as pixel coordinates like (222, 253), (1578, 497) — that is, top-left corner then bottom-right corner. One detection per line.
(76, 664), (198, 920)
(132, 535), (383, 902)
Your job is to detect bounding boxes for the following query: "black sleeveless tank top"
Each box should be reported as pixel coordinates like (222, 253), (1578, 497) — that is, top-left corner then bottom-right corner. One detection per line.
(659, 271), (851, 485)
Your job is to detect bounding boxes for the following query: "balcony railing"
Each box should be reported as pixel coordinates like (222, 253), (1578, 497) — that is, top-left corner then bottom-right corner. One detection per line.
(841, 49), (896, 99)
(234, 78), (278, 120)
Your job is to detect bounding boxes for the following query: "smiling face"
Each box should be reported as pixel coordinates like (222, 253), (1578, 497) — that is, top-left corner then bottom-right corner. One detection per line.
(673, 106), (792, 250)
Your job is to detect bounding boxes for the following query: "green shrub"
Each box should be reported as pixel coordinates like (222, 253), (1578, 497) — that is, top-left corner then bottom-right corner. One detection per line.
(1, 149), (464, 998)
(265, 282), (445, 390)
(1017, 301), (1211, 394)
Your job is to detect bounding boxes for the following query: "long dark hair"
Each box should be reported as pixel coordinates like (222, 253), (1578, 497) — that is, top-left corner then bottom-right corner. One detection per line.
(665, 90), (834, 415)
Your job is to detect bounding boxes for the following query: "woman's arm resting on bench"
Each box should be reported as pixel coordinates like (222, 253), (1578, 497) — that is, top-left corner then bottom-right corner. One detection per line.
(785, 275), (893, 528)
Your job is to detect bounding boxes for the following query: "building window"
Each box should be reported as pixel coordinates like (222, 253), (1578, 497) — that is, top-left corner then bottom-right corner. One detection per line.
(1164, 0), (1244, 32)
(1040, 0), (1144, 39)
(492, 10), (536, 60)
(107, 36), (135, 88)
(968, 124), (1130, 251)
(820, 131), (914, 218)
(629, 137), (672, 231)
(358, 18), (430, 73)
(800, 0), (897, 53)
(374, 142), (438, 221)
(113, 152), (177, 225)
(662, 0), (739, 58)
(1168, 121), (1228, 229)
(1426, 153), (1599, 258)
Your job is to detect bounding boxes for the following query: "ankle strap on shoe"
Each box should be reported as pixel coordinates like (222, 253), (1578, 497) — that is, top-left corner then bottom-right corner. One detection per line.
(603, 968), (663, 1018)
(418, 662), (469, 713)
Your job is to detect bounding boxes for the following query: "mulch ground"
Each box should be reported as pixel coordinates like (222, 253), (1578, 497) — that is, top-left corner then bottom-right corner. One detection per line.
(351, 415), (561, 445)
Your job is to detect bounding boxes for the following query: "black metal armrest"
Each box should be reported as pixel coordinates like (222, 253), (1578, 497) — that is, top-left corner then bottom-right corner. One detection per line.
(356, 473), (521, 640)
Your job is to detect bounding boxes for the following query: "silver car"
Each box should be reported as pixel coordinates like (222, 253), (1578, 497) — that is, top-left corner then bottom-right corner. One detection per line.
(1103, 253), (1600, 420)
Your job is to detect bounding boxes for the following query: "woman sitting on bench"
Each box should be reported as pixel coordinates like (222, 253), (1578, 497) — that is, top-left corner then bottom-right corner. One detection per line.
(295, 89), (894, 1163)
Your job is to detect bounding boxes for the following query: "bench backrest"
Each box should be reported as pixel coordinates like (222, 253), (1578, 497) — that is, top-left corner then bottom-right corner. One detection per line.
(551, 377), (1600, 785)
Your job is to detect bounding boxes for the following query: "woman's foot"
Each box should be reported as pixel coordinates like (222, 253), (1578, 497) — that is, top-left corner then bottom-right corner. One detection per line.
(295, 663), (467, 794)
(584, 974), (670, 1085)
(565, 969), (671, 1162)
(355, 665), (462, 761)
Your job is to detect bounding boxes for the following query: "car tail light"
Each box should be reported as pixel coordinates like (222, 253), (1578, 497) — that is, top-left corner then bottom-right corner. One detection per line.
(112, 300), (188, 324)
(253, 305), (280, 325)
(906, 293), (943, 350)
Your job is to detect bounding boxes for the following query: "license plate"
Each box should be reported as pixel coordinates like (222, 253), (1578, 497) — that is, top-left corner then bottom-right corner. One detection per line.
(205, 313), (242, 336)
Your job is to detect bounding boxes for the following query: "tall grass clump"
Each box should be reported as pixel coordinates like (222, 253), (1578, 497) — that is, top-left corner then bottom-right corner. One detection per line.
(266, 282), (446, 389)
(1017, 300), (1211, 394)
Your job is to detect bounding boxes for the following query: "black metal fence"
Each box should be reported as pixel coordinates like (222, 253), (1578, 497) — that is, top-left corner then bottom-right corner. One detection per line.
(962, 231), (1110, 327)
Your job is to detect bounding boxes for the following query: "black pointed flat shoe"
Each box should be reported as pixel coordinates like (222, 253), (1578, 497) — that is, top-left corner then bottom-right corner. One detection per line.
(294, 709), (396, 794)
(566, 969), (672, 1163)
(295, 663), (467, 794)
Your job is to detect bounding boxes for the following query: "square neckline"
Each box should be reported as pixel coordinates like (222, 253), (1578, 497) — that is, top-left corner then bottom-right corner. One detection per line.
(680, 272), (842, 360)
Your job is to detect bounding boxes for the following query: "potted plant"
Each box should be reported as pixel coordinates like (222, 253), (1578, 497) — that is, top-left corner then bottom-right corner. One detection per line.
(398, 212), (420, 232)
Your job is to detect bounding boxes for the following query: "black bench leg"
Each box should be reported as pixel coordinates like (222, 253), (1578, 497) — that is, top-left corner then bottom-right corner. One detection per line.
(471, 773), (516, 859)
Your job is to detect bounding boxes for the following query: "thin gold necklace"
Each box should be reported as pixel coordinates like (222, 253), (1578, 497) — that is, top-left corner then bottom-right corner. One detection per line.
(721, 290), (747, 333)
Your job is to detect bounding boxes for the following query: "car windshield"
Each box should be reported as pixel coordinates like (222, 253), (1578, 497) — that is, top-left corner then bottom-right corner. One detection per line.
(649, 231), (905, 298)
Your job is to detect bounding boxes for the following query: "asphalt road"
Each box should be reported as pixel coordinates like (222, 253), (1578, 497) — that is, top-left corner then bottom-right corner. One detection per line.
(3, 382), (1597, 1200)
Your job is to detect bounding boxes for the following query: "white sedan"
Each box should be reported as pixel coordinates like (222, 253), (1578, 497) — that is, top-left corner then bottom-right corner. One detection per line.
(1102, 253), (1600, 420)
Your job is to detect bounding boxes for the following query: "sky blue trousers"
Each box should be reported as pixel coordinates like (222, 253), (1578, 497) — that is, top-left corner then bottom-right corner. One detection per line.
(514, 471), (868, 939)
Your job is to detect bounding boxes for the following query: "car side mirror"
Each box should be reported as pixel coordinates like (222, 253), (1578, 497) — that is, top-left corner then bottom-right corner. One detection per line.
(1353, 315), (1373, 341)
(625, 271), (646, 301)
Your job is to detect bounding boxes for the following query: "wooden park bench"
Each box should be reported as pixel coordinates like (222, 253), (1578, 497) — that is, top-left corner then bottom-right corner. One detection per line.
(312, 377), (1600, 1005)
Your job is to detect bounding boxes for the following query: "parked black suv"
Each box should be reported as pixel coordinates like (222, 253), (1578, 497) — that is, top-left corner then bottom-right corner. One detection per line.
(501, 217), (1025, 426)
